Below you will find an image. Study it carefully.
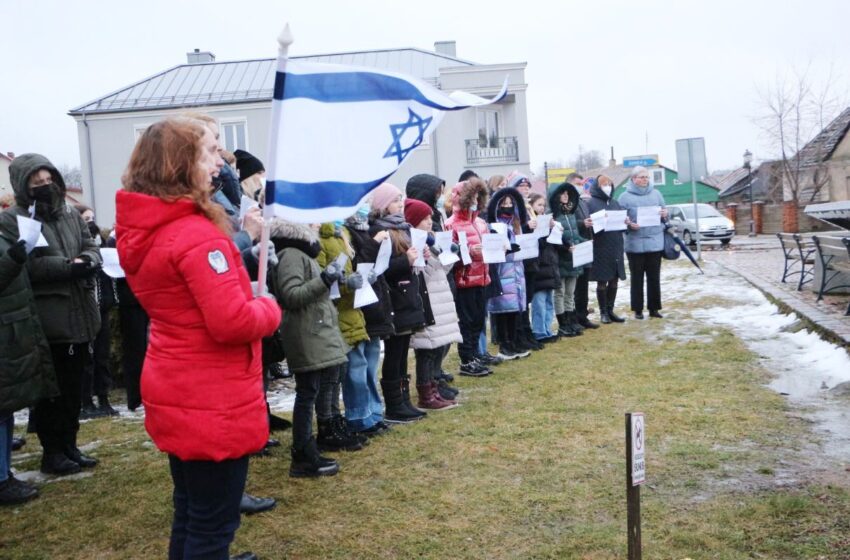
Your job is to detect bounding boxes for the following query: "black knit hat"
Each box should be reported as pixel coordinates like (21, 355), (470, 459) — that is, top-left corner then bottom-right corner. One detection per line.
(233, 149), (265, 181)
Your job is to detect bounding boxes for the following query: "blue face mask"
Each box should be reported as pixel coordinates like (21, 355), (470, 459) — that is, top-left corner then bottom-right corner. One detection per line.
(436, 195), (445, 209)
(356, 204), (370, 218)
(470, 204), (478, 212)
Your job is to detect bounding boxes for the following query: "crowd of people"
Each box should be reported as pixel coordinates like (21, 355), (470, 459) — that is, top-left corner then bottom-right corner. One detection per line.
(0, 114), (669, 559)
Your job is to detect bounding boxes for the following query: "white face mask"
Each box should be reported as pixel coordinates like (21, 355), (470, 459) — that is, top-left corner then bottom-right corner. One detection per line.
(601, 185), (613, 196)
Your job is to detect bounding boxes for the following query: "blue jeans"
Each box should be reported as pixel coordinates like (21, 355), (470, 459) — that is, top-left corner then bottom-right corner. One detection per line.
(531, 290), (556, 339)
(168, 454), (248, 560)
(478, 310), (489, 355)
(0, 414), (12, 482)
(342, 339), (383, 431)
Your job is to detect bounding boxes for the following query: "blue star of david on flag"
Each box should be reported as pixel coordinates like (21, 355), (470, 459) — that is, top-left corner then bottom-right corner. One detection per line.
(384, 108), (433, 164)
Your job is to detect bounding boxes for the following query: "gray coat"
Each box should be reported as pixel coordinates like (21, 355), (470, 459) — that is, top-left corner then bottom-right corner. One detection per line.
(617, 180), (666, 254)
(410, 252), (462, 350)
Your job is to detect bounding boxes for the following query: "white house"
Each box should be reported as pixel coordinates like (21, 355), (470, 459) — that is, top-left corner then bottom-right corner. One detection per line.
(0, 152), (13, 203)
(69, 42), (531, 225)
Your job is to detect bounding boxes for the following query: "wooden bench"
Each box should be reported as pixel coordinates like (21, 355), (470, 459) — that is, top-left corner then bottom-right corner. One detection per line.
(811, 235), (850, 315)
(776, 233), (816, 291)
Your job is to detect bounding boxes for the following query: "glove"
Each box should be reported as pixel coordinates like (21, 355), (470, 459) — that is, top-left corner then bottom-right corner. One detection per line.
(251, 243), (279, 266)
(320, 261), (344, 287)
(367, 268), (378, 284)
(450, 243), (460, 254)
(6, 240), (27, 264)
(343, 272), (363, 290)
(508, 243), (521, 254)
(69, 260), (98, 279)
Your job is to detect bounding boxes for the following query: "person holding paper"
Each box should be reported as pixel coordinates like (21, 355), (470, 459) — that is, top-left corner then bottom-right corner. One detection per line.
(529, 193), (560, 342)
(548, 181), (589, 337)
(617, 166), (668, 319)
(567, 173), (599, 332)
(369, 183), (430, 422)
(587, 176), (628, 324)
(406, 199), (462, 410)
(444, 177), (493, 377)
(0, 233), (58, 505)
(507, 175), (545, 350)
(0, 153), (103, 476)
(316, 222), (370, 452)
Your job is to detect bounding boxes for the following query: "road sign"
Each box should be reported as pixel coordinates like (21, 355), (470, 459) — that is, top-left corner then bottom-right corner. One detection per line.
(545, 166), (576, 185)
(623, 155), (659, 168)
(675, 138), (707, 183)
(630, 413), (645, 485)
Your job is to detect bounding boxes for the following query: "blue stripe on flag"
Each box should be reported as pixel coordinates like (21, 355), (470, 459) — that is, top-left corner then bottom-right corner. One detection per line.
(264, 176), (393, 210)
(275, 71), (469, 111)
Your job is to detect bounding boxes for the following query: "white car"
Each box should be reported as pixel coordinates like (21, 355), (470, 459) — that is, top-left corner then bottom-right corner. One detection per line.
(667, 204), (735, 246)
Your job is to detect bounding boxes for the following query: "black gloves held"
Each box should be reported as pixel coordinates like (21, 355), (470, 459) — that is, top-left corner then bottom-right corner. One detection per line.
(6, 240), (27, 265)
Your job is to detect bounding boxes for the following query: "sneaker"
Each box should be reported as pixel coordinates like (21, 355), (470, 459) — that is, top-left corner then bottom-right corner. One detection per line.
(459, 361), (490, 377)
(359, 422), (391, 437)
(476, 352), (504, 366)
(0, 476), (39, 506)
(506, 343), (530, 359)
(471, 358), (493, 375)
(649, 311), (664, 319)
(497, 345), (520, 361)
(64, 447), (98, 469)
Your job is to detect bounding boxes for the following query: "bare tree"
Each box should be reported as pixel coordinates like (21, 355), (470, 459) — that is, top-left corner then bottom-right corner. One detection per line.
(569, 147), (605, 172)
(58, 164), (83, 187)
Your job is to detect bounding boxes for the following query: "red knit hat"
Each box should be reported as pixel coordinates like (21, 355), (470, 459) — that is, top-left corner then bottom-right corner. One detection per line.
(404, 198), (432, 228)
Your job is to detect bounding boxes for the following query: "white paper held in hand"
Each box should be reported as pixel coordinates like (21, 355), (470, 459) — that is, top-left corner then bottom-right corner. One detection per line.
(534, 214), (552, 238)
(490, 222), (508, 240)
(16, 215), (48, 253)
(457, 231), (472, 265)
(99, 248), (126, 278)
(546, 222), (563, 245)
(636, 206), (661, 227)
(514, 233), (539, 260)
(238, 195), (260, 226)
(571, 240), (594, 267)
(329, 253), (348, 300)
(605, 210), (628, 231)
(590, 210), (607, 233)
(374, 238), (392, 275)
(410, 228), (428, 267)
(481, 233), (507, 263)
(434, 231), (459, 265)
(353, 263), (379, 308)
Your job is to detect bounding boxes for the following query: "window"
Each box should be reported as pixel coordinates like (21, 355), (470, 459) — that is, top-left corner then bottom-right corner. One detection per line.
(133, 123), (153, 140)
(651, 168), (665, 186)
(220, 119), (248, 152)
(476, 109), (500, 148)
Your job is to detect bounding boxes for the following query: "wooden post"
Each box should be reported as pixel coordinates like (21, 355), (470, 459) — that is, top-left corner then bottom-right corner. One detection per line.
(626, 413), (642, 560)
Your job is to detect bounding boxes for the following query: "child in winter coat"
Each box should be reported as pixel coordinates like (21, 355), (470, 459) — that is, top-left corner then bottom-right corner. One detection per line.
(549, 182), (589, 337)
(272, 219), (348, 477)
(405, 199), (462, 410)
(507, 175), (544, 351)
(368, 183), (429, 423)
(485, 187), (531, 360)
(528, 193), (560, 341)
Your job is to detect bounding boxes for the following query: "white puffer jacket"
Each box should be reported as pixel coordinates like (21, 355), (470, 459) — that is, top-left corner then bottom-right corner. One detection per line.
(410, 254), (463, 350)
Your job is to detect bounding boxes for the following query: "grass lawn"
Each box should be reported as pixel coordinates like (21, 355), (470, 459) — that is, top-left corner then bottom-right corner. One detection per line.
(3, 263), (849, 559)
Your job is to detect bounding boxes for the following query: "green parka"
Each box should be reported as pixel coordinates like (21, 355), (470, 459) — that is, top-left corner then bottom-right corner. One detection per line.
(0, 154), (102, 344)
(317, 223), (369, 348)
(0, 233), (59, 415)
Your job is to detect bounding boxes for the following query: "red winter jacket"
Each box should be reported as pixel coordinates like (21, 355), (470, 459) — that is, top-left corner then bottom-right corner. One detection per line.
(444, 180), (491, 289)
(115, 191), (281, 461)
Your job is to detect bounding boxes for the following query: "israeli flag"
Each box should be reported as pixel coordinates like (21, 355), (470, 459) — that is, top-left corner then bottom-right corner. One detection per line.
(264, 59), (507, 223)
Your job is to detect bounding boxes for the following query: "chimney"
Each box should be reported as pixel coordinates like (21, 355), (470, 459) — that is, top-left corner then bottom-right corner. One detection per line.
(434, 41), (457, 58)
(186, 49), (216, 64)
(6, 152), (14, 159)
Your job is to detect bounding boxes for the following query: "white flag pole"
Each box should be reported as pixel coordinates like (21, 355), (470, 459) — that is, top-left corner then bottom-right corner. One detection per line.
(256, 24), (294, 296)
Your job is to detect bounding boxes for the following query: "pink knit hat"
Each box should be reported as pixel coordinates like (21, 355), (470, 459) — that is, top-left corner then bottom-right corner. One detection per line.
(370, 182), (402, 213)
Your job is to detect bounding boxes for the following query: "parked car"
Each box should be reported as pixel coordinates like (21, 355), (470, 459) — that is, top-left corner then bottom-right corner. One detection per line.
(667, 204), (735, 246)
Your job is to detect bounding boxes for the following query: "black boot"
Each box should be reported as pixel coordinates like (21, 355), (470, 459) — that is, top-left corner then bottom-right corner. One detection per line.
(436, 379), (459, 400)
(97, 394), (119, 416)
(11, 437), (25, 451)
(79, 397), (102, 420)
(41, 453), (81, 476)
(400, 376), (427, 420)
(64, 445), (98, 468)
(608, 307), (626, 323)
(556, 313), (577, 337)
(0, 476), (39, 505)
(597, 290), (611, 324)
(577, 313), (600, 329)
(317, 418), (363, 452)
(289, 438), (339, 478)
(568, 311), (584, 335)
(606, 283), (625, 323)
(382, 379), (425, 424)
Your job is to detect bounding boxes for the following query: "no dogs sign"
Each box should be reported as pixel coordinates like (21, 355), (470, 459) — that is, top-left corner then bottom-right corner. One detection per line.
(630, 413), (645, 486)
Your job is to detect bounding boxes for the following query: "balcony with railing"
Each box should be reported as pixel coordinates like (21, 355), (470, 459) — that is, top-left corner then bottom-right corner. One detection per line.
(465, 136), (519, 165)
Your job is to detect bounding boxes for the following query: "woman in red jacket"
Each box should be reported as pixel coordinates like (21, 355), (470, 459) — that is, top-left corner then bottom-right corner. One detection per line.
(115, 118), (281, 560)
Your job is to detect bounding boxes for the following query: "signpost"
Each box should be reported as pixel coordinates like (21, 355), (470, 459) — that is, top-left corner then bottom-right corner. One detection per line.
(623, 154), (659, 168)
(626, 412), (645, 560)
(544, 165), (576, 186)
(675, 138), (708, 260)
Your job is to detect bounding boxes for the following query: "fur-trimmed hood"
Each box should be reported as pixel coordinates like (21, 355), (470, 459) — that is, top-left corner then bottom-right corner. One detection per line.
(269, 219), (321, 257)
(486, 186), (528, 226)
(450, 178), (488, 220)
(548, 181), (580, 218)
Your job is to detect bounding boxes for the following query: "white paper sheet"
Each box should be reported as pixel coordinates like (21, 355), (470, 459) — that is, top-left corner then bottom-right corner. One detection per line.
(490, 222), (508, 240)
(534, 214), (552, 238)
(457, 231), (472, 265)
(238, 195), (260, 225)
(329, 253), (348, 300)
(374, 238), (392, 275)
(590, 210), (607, 233)
(571, 240), (594, 267)
(636, 206), (661, 227)
(433, 231), (458, 265)
(353, 263), (379, 308)
(546, 222), (563, 245)
(330, 281), (340, 299)
(410, 228), (428, 267)
(99, 248), (125, 278)
(514, 233), (539, 260)
(481, 233), (507, 263)
(605, 210), (628, 231)
(16, 215), (48, 253)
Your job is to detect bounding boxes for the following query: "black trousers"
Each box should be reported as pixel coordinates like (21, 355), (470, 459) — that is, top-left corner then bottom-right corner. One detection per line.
(494, 312), (518, 346)
(36, 344), (91, 454)
(119, 305), (149, 411)
(168, 454), (248, 560)
(81, 307), (113, 401)
(575, 269), (590, 319)
(454, 287), (485, 363)
(414, 347), (443, 386)
(626, 251), (663, 313)
(382, 334), (412, 383)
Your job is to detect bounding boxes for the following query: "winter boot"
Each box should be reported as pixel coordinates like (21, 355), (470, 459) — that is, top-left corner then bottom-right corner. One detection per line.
(64, 445), (98, 468)
(401, 376), (427, 420)
(41, 453), (81, 476)
(0, 476), (39, 505)
(97, 394), (119, 416)
(334, 415), (369, 446)
(11, 437), (25, 451)
(79, 397), (102, 420)
(568, 311), (584, 335)
(317, 418), (363, 452)
(557, 313), (578, 337)
(431, 380), (456, 405)
(436, 378), (459, 398)
(577, 313), (600, 329)
(606, 283), (625, 322)
(597, 290), (611, 324)
(608, 307), (626, 323)
(416, 382), (455, 410)
(382, 379), (426, 423)
(289, 438), (339, 478)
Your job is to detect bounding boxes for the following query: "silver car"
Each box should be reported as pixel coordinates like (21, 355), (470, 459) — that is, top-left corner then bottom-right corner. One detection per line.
(667, 204), (735, 246)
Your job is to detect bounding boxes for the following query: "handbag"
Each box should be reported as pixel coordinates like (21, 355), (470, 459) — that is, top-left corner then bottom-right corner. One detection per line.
(662, 226), (682, 260)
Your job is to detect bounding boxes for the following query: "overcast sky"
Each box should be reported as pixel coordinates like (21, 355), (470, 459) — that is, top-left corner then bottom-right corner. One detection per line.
(2, 0), (848, 176)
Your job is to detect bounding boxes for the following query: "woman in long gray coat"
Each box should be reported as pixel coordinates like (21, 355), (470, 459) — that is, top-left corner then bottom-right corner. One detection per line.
(617, 166), (668, 319)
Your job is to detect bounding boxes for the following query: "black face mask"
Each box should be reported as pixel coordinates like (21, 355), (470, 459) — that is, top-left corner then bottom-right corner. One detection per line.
(31, 183), (60, 203)
(499, 206), (514, 218)
(560, 202), (574, 214)
(211, 174), (224, 194)
(88, 221), (100, 238)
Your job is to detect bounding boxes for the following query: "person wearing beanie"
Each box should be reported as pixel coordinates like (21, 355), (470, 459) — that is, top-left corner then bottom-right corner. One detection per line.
(234, 149), (266, 200)
(369, 182), (404, 215)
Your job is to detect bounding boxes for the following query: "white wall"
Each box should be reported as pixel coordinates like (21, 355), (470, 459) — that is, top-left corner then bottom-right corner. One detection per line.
(0, 158), (11, 201)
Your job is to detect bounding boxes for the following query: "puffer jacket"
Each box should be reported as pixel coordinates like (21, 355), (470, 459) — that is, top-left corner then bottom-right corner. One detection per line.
(444, 179), (491, 289)
(410, 248), (462, 350)
(618, 180), (667, 254)
(317, 223), (369, 347)
(485, 187), (527, 314)
(534, 238), (561, 292)
(272, 220), (349, 374)
(116, 190), (281, 461)
(346, 219), (395, 339)
(0, 233), (58, 415)
(587, 183), (627, 282)
(549, 182), (588, 278)
(0, 154), (102, 344)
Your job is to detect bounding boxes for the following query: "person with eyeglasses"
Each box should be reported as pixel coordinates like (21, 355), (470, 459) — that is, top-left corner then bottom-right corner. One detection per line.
(617, 166), (668, 320)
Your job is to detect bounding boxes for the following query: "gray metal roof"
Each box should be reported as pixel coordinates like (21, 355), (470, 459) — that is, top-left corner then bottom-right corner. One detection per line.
(69, 48), (474, 115)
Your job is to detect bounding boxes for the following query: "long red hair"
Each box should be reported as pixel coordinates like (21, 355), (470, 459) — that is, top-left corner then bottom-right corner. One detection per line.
(121, 118), (231, 234)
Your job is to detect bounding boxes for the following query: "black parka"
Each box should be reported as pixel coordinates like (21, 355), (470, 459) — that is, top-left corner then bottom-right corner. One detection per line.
(586, 183), (627, 282)
(346, 222), (396, 340)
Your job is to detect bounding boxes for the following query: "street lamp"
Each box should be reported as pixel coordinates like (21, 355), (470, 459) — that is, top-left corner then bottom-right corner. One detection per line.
(743, 149), (754, 237)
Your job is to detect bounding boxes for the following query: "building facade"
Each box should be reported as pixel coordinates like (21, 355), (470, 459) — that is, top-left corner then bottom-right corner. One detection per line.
(69, 43), (531, 225)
